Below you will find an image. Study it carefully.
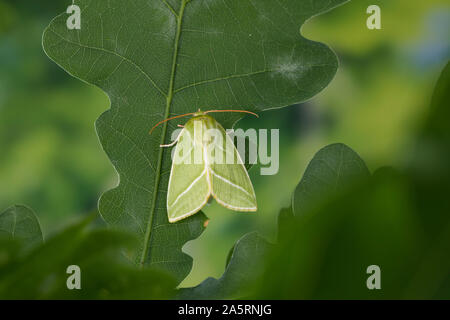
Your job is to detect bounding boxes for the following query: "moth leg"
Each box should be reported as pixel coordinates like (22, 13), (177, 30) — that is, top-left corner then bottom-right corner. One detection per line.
(160, 130), (182, 148)
(177, 124), (184, 128)
(160, 139), (178, 148)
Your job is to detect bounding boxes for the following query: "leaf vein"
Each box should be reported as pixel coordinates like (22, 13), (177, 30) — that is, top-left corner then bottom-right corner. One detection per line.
(48, 28), (167, 97)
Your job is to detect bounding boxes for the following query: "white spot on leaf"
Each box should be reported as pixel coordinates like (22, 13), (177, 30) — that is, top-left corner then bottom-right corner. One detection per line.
(271, 57), (306, 80)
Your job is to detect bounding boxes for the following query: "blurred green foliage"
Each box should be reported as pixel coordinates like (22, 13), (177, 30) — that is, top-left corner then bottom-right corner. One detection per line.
(0, 213), (175, 299)
(302, 0), (450, 166)
(182, 1), (450, 287)
(0, 0), (113, 232)
(254, 63), (450, 299)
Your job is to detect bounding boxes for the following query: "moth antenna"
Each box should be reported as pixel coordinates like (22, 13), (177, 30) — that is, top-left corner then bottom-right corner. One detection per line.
(204, 109), (259, 118)
(149, 112), (196, 134)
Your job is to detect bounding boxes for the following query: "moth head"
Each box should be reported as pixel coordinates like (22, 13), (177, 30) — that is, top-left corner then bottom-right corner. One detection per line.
(149, 109), (258, 134)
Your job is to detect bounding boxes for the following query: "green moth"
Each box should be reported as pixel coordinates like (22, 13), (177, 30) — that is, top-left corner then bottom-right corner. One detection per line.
(150, 110), (258, 223)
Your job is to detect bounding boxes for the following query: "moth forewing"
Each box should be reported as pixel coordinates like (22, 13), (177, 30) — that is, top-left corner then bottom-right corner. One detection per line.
(206, 119), (257, 212)
(205, 126), (225, 165)
(166, 121), (210, 223)
(225, 130), (238, 165)
(193, 118), (204, 165)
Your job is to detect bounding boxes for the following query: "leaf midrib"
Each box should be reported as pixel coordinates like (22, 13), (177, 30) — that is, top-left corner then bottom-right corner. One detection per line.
(139, 0), (187, 266)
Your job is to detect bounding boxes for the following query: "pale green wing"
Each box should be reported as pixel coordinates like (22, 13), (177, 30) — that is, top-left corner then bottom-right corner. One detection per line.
(206, 118), (257, 212)
(167, 120), (211, 223)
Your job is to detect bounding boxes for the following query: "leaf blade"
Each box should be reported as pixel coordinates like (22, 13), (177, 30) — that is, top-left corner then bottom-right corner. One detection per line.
(178, 232), (270, 300)
(42, 0), (347, 283)
(293, 143), (370, 216)
(0, 205), (43, 247)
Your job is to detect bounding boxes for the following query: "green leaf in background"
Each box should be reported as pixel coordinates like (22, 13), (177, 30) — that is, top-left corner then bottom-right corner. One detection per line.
(276, 205), (294, 242)
(42, 0), (346, 283)
(424, 62), (450, 143)
(0, 216), (176, 299)
(414, 62), (450, 185)
(254, 64), (450, 298)
(259, 165), (428, 299)
(0, 205), (43, 246)
(178, 232), (270, 300)
(292, 143), (370, 216)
